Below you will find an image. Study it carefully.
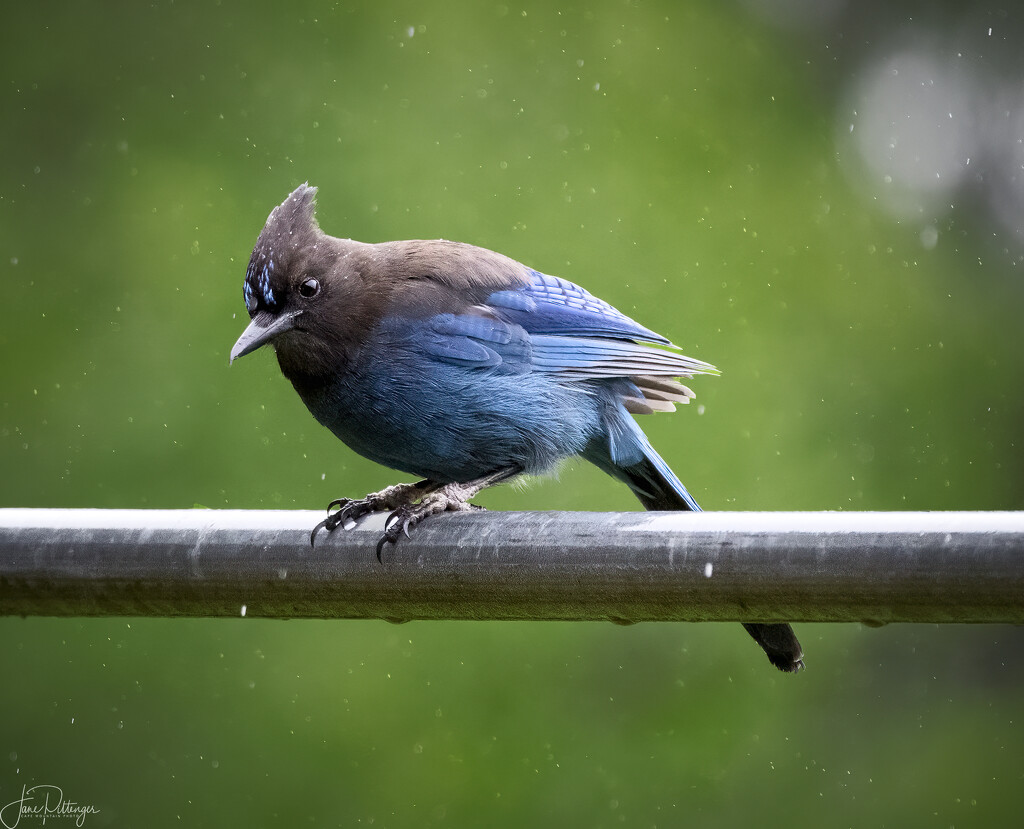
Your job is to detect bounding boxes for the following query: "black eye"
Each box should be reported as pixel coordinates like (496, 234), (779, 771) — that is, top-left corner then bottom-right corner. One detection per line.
(298, 278), (320, 298)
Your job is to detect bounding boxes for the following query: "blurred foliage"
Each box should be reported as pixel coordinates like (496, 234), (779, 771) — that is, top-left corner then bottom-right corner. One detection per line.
(2, 0), (1023, 826)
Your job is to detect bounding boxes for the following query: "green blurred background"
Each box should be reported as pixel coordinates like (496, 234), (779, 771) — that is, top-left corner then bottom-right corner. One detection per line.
(3, 0), (1024, 825)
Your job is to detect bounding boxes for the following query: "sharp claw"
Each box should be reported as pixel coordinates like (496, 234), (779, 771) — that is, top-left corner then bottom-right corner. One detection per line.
(375, 534), (391, 563)
(312, 477), (492, 560)
(311, 499), (360, 547)
(310, 518), (330, 548)
(384, 510), (401, 531)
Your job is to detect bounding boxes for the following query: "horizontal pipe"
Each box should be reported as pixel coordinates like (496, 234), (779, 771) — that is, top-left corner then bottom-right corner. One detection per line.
(0, 508), (1022, 624)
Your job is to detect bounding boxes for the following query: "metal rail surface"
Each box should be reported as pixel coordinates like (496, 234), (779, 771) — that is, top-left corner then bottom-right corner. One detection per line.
(1, 509), (1022, 623)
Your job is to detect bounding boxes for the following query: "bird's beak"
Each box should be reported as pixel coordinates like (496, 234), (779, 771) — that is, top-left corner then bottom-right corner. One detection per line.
(230, 309), (302, 363)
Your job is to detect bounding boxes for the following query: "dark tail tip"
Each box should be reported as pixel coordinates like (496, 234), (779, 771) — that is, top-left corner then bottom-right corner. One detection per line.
(743, 623), (805, 673)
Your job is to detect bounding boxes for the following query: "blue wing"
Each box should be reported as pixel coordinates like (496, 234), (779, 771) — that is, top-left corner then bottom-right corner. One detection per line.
(485, 270), (716, 383)
(486, 270), (670, 344)
(390, 269), (716, 388)
(381, 312), (531, 374)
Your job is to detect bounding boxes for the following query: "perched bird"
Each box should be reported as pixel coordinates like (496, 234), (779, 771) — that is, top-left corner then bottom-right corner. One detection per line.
(230, 183), (804, 673)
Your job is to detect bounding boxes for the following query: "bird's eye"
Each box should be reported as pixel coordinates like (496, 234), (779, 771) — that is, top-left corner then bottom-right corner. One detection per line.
(298, 278), (320, 298)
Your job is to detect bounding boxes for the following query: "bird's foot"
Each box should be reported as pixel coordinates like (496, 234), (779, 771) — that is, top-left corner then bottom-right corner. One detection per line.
(310, 480), (436, 547)
(376, 482), (486, 561)
(312, 467), (519, 558)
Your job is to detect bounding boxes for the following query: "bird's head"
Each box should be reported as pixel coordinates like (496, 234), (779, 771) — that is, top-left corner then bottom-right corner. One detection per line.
(231, 183), (333, 359)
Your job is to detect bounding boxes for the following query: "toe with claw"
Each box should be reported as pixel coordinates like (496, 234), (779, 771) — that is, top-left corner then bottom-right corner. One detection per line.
(310, 480), (435, 547)
(310, 468), (519, 557)
(309, 498), (373, 546)
(373, 483), (489, 560)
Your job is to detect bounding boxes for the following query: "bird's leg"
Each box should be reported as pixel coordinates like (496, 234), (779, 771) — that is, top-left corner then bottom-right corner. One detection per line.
(376, 467), (520, 560)
(310, 479), (439, 547)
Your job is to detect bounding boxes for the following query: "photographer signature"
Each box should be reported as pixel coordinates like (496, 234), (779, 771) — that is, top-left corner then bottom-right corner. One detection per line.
(0, 785), (99, 828)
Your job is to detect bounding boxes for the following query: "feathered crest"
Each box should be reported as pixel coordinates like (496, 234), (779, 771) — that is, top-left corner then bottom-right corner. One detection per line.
(265, 182), (320, 237)
(242, 183), (321, 315)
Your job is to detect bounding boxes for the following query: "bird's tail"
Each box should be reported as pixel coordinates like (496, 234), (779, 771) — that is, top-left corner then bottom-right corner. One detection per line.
(585, 413), (804, 673)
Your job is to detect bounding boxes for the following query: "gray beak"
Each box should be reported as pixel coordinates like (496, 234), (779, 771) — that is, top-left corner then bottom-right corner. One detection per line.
(230, 309), (302, 363)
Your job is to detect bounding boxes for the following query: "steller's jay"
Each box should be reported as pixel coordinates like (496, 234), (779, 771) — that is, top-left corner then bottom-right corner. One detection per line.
(230, 184), (804, 673)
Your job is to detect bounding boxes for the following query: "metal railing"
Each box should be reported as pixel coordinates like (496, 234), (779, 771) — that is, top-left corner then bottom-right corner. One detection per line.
(1, 508), (1022, 623)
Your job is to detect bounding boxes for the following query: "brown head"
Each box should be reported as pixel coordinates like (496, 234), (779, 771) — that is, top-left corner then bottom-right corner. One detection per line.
(230, 184), (532, 382)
